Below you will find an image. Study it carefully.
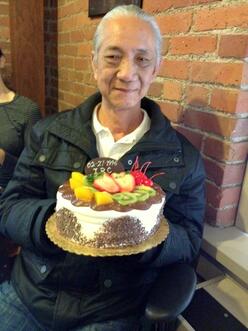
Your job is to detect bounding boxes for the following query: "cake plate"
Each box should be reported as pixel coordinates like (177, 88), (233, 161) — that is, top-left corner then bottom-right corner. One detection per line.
(45, 214), (169, 257)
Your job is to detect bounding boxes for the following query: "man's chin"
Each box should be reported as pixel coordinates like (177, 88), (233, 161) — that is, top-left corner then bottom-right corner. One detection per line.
(112, 101), (140, 111)
(109, 96), (141, 110)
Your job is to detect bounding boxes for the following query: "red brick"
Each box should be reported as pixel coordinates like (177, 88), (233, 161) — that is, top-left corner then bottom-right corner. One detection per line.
(0, 27), (10, 40)
(186, 85), (209, 106)
(206, 181), (241, 209)
(59, 100), (72, 111)
(159, 60), (189, 80)
(58, 1), (87, 18)
(82, 26), (97, 41)
(156, 12), (192, 34)
(184, 109), (248, 138)
(67, 70), (84, 83)
(59, 80), (72, 92)
(163, 81), (183, 101)
(143, 0), (173, 12)
(159, 102), (183, 123)
(78, 43), (92, 57)
(83, 85), (98, 98)
(58, 56), (74, 69)
(203, 138), (248, 162)
(173, 0), (221, 8)
(210, 89), (236, 114)
(58, 68), (69, 80)
(175, 126), (203, 150)
(59, 16), (75, 32)
(211, 89), (248, 114)
(191, 62), (243, 86)
(58, 3), (75, 18)
(241, 63), (248, 87)
(0, 16), (9, 26)
(162, 37), (169, 56)
(58, 32), (70, 43)
(204, 158), (246, 186)
(219, 35), (248, 58)
(70, 30), (83, 43)
(61, 45), (78, 56)
(74, 58), (91, 71)
(75, 14), (100, 28)
(73, 0), (88, 13)
(0, 3), (9, 15)
(148, 82), (163, 98)
(194, 5), (248, 31)
(205, 205), (237, 227)
(170, 35), (217, 55)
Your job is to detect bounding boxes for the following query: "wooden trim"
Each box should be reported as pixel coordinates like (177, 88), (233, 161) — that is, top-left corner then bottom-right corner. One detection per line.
(9, 0), (45, 116)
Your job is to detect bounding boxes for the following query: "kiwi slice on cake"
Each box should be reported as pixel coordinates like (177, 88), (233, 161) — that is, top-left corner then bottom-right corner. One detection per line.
(133, 190), (150, 201)
(112, 192), (138, 206)
(135, 185), (156, 197)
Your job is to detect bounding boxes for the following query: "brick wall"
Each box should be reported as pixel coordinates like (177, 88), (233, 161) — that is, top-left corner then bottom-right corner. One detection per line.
(0, 0), (11, 83)
(57, 0), (98, 110)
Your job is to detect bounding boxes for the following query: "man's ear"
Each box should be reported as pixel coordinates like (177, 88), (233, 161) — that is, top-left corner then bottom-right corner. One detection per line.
(91, 51), (98, 81)
(152, 58), (162, 79)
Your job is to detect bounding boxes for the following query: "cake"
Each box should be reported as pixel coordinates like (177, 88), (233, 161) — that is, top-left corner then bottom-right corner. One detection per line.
(54, 158), (166, 249)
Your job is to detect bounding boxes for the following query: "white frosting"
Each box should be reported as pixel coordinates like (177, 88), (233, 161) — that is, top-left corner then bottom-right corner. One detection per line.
(56, 191), (165, 240)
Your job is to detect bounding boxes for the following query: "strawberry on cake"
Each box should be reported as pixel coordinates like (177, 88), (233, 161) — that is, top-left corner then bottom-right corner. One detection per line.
(54, 159), (166, 249)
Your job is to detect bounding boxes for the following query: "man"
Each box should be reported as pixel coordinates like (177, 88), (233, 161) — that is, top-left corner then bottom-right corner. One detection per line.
(0, 5), (205, 331)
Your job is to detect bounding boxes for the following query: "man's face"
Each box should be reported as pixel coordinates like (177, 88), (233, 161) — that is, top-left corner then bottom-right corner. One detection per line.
(92, 16), (160, 111)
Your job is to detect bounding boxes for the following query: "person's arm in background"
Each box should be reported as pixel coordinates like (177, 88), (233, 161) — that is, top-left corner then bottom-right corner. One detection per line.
(0, 101), (41, 175)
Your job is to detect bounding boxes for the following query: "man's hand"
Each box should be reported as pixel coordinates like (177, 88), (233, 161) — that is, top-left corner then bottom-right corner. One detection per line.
(0, 148), (6, 165)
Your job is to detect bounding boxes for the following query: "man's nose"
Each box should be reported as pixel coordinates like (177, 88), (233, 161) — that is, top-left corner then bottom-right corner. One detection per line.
(116, 59), (136, 81)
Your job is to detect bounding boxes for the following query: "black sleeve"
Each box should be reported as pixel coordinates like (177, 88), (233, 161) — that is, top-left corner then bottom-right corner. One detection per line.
(0, 123), (58, 256)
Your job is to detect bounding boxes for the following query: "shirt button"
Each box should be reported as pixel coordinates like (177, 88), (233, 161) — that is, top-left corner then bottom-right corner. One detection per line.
(40, 265), (47, 273)
(104, 279), (112, 288)
(39, 155), (46, 162)
(173, 156), (180, 163)
(128, 160), (133, 165)
(169, 182), (177, 190)
(73, 162), (81, 169)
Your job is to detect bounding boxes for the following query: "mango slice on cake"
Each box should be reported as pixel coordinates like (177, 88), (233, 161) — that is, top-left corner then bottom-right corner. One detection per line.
(94, 191), (113, 205)
(74, 186), (94, 202)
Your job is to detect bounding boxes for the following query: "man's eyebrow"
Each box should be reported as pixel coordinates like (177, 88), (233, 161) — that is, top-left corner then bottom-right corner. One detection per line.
(104, 46), (122, 52)
(103, 46), (152, 54)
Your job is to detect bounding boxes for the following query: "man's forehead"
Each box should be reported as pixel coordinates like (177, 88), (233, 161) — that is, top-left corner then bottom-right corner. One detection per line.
(103, 46), (153, 54)
(102, 16), (154, 39)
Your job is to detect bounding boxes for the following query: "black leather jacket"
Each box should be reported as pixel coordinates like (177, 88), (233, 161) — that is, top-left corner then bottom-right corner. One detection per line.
(0, 93), (205, 330)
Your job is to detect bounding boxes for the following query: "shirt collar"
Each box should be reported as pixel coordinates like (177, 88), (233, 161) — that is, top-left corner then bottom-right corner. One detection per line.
(92, 104), (151, 144)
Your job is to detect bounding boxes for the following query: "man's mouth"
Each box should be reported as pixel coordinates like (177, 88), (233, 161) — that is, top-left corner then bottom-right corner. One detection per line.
(114, 88), (137, 93)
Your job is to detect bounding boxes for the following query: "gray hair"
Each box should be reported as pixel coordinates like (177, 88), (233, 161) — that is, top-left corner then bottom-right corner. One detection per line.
(93, 5), (162, 64)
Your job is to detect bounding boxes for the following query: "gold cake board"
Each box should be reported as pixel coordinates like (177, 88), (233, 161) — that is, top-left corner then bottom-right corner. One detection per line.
(46, 214), (169, 257)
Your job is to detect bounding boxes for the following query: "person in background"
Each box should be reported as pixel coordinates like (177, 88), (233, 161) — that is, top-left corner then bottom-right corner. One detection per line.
(0, 47), (41, 281)
(0, 5), (205, 331)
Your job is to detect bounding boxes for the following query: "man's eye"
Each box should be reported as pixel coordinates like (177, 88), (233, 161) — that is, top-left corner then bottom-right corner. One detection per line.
(136, 57), (151, 66)
(105, 55), (121, 63)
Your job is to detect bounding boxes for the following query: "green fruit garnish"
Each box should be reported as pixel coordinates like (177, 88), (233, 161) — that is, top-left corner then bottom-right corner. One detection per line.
(112, 192), (137, 206)
(135, 185), (156, 197)
(133, 190), (150, 201)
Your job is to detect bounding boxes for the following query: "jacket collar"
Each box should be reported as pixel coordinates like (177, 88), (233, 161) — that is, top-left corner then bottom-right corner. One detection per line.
(47, 92), (182, 157)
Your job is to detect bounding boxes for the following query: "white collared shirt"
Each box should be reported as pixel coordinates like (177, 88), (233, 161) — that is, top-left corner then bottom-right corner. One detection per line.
(92, 104), (151, 160)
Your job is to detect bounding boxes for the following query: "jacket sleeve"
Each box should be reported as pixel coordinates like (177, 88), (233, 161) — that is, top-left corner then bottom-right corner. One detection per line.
(138, 153), (205, 267)
(1, 152), (18, 174)
(0, 123), (57, 256)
